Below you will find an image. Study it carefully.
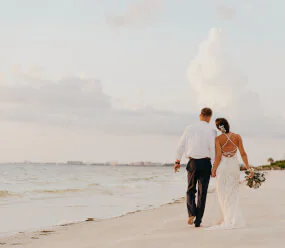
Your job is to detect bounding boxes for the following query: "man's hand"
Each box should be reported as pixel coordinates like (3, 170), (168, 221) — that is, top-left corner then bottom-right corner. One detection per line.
(211, 169), (216, 178)
(174, 160), (181, 173)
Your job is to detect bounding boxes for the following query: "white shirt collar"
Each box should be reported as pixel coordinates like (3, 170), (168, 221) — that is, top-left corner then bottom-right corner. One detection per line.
(200, 121), (209, 125)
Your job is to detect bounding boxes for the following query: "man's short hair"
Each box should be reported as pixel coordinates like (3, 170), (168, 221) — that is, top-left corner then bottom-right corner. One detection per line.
(201, 107), (212, 117)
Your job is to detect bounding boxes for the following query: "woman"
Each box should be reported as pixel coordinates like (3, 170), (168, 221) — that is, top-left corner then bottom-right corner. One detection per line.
(208, 118), (251, 230)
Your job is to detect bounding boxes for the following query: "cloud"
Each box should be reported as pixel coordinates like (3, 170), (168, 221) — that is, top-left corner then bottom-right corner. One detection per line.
(0, 76), (110, 108)
(106, 0), (163, 28)
(187, 28), (285, 138)
(106, 1), (237, 29)
(106, 1), (237, 28)
(216, 3), (236, 20)
(187, 28), (249, 110)
(0, 74), (194, 136)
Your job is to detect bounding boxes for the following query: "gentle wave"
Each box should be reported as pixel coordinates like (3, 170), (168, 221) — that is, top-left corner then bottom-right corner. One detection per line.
(127, 176), (158, 182)
(0, 164), (189, 236)
(33, 188), (85, 194)
(88, 183), (101, 187)
(88, 183), (114, 195)
(1, 184), (114, 198)
(32, 184), (109, 195)
(0, 190), (21, 198)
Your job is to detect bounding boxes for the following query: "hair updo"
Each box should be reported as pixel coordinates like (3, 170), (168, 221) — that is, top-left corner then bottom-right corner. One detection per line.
(216, 118), (230, 133)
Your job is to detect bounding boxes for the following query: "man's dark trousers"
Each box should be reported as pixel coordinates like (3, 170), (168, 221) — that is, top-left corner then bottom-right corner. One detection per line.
(186, 157), (212, 226)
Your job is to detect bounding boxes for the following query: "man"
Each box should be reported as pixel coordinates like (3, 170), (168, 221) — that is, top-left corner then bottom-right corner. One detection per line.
(174, 108), (216, 227)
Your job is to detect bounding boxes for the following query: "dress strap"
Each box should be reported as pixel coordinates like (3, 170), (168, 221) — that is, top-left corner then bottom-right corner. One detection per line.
(222, 133), (238, 148)
(221, 133), (238, 157)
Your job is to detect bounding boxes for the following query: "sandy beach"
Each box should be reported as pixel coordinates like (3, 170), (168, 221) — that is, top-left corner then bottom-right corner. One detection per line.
(1, 171), (284, 248)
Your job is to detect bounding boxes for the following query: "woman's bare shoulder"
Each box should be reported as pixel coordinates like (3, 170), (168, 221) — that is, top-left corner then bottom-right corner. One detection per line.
(217, 132), (241, 141)
(231, 133), (242, 145)
(232, 132), (241, 139)
(216, 134), (223, 139)
(216, 134), (225, 142)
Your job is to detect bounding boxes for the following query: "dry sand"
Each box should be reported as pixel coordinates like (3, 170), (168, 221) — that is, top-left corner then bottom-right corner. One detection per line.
(1, 171), (284, 248)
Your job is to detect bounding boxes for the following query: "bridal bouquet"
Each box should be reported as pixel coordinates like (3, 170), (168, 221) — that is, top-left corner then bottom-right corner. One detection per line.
(245, 168), (266, 189)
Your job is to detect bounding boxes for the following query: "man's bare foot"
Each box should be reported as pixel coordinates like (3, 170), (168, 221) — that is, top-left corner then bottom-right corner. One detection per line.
(187, 216), (195, 225)
(195, 223), (203, 228)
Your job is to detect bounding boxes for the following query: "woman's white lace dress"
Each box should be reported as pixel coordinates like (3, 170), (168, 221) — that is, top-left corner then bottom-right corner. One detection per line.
(208, 133), (245, 230)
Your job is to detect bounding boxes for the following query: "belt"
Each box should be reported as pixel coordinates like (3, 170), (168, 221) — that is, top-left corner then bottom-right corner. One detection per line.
(189, 157), (210, 160)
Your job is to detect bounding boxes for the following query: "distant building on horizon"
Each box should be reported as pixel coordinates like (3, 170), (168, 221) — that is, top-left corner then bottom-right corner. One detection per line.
(128, 161), (162, 166)
(67, 161), (84, 165)
(105, 161), (118, 166)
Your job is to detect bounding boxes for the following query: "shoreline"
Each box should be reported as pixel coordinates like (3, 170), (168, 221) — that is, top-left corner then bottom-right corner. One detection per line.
(0, 198), (187, 247)
(1, 171), (284, 248)
(0, 164), (187, 236)
(0, 196), (185, 240)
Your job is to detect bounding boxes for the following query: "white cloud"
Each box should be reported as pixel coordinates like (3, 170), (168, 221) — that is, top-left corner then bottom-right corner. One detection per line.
(106, 0), (238, 28)
(216, 3), (236, 20)
(106, 0), (163, 28)
(188, 28), (249, 110)
(106, 1), (237, 28)
(0, 74), (194, 136)
(187, 27), (285, 138)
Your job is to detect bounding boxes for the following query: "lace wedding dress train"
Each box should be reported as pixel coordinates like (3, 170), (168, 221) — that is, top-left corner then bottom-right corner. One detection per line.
(207, 155), (245, 230)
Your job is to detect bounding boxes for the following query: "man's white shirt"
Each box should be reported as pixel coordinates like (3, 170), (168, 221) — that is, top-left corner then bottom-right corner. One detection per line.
(176, 121), (216, 164)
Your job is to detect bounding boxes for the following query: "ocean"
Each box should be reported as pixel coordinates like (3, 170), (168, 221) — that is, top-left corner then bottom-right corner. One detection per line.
(0, 163), (196, 236)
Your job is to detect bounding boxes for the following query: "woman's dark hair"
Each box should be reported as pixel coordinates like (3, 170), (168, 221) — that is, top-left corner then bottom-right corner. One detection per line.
(216, 118), (230, 133)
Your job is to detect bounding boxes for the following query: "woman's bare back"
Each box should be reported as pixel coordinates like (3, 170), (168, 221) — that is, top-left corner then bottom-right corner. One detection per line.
(217, 132), (240, 157)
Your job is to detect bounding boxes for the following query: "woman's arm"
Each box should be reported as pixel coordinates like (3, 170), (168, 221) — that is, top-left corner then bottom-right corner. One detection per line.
(237, 135), (250, 170)
(211, 137), (222, 177)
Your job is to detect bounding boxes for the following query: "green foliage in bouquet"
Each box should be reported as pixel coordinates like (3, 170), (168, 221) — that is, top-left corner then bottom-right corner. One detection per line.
(245, 169), (266, 189)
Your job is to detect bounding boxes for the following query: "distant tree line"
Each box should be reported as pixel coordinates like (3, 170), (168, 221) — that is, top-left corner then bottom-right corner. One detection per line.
(255, 159), (285, 170)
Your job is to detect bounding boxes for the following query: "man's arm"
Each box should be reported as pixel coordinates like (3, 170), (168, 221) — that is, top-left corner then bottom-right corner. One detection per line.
(176, 126), (189, 162)
(174, 127), (189, 172)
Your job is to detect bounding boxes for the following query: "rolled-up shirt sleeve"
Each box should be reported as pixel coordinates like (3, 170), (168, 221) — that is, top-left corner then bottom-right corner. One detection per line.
(176, 127), (189, 161)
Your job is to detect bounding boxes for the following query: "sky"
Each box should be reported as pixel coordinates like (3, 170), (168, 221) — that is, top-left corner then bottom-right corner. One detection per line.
(0, 0), (285, 164)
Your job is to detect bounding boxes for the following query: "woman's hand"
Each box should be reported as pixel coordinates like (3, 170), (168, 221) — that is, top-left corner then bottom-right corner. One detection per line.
(211, 169), (217, 178)
(247, 167), (255, 178)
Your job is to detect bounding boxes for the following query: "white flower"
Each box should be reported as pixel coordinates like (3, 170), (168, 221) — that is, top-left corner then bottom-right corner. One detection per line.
(258, 176), (265, 182)
(219, 125), (226, 133)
